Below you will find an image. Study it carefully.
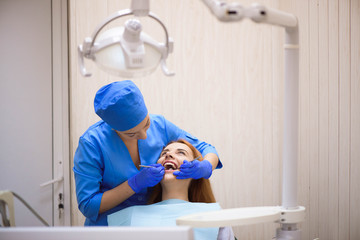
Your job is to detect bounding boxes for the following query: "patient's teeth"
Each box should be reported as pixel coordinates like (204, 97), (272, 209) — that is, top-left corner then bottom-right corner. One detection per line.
(164, 162), (176, 170)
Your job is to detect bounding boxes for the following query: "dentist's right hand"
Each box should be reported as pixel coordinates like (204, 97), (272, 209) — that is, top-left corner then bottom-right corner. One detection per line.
(128, 164), (165, 193)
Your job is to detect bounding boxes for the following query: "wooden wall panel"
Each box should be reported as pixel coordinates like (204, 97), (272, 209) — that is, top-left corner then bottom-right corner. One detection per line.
(309, 0), (320, 238)
(69, 0), (360, 239)
(69, 2), (283, 239)
(319, 0), (329, 239)
(295, 0), (311, 237)
(350, 0), (360, 239)
(339, 0), (351, 239)
(280, 0), (359, 239)
(328, 0), (340, 239)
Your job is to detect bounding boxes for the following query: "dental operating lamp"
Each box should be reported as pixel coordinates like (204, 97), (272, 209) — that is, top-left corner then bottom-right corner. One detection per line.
(78, 0), (174, 78)
(78, 0), (305, 239)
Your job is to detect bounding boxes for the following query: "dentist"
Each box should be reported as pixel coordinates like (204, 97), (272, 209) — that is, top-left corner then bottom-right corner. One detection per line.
(73, 80), (222, 225)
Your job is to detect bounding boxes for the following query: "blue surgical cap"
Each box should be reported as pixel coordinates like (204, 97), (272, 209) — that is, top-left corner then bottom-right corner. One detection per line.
(94, 80), (148, 131)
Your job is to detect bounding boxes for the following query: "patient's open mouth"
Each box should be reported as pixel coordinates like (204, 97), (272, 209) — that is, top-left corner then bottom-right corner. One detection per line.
(163, 161), (178, 170)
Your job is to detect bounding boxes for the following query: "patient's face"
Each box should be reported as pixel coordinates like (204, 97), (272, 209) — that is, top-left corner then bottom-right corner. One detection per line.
(157, 142), (194, 181)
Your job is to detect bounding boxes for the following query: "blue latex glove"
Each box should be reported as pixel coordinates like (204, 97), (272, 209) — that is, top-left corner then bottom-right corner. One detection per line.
(173, 160), (213, 179)
(128, 164), (165, 193)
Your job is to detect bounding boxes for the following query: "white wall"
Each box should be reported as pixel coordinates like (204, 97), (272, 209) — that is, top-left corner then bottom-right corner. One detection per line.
(69, 0), (360, 239)
(0, 0), (70, 226)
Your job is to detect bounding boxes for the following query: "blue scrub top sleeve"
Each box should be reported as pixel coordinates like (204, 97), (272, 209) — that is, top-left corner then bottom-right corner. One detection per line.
(73, 137), (104, 221)
(162, 117), (222, 169)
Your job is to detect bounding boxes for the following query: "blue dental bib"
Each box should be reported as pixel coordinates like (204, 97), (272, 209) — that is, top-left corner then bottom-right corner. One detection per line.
(108, 199), (221, 240)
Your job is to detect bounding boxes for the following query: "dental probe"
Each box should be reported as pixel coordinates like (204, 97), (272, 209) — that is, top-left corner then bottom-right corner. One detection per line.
(139, 157), (201, 168)
(189, 156), (201, 161)
(138, 165), (154, 168)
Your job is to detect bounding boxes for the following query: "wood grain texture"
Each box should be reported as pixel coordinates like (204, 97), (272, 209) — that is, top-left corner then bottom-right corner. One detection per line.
(69, 0), (360, 239)
(350, 0), (360, 239)
(339, 0), (351, 239)
(319, 0), (329, 239)
(328, 0), (340, 239)
(308, 0), (320, 238)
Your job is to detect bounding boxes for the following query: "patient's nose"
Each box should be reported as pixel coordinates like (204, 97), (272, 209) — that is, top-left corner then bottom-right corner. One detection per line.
(165, 152), (174, 160)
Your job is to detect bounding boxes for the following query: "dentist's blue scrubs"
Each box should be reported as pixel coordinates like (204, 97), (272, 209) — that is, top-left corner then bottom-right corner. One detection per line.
(73, 114), (222, 226)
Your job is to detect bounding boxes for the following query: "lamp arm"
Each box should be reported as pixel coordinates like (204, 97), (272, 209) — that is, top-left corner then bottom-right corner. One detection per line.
(246, 3), (297, 28)
(88, 9), (133, 52)
(131, 0), (150, 16)
(77, 9), (132, 77)
(201, 0), (244, 22)
(201, 1), (298, 28)
(87, 9), (171, 58)
(78, 43), (91, 77)
(200, 1), (303, 239)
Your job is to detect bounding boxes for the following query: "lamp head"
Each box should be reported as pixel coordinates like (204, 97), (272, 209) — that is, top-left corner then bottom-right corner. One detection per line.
(91, 20), (166, 78)
(123, 19), (142, 42)
(78, 6), (174, 78)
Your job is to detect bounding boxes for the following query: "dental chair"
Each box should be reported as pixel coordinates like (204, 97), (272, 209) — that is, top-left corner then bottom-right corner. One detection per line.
(0, 190), (49, 227)
(0, 191), (15, 227)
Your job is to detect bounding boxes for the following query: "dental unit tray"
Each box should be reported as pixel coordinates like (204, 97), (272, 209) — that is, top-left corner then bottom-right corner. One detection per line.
(176, 206), (305, 228)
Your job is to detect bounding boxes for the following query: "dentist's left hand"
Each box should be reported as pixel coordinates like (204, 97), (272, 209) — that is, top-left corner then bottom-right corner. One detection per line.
(128, 164), (165, 193)
(173, 160), (212, 179)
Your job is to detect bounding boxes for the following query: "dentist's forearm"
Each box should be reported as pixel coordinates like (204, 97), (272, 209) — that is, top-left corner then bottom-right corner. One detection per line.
(203, 153), (219, 170)
(99, 181), (135, 214)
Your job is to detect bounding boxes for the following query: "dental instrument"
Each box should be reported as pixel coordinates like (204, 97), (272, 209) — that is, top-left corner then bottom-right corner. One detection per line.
(183, 156), (201, 162)
(78, 0), (305, 239)
(138, 165), (155, 168)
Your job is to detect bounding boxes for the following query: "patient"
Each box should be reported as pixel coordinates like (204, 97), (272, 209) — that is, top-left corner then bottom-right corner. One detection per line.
(108, 139), (234, 240)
